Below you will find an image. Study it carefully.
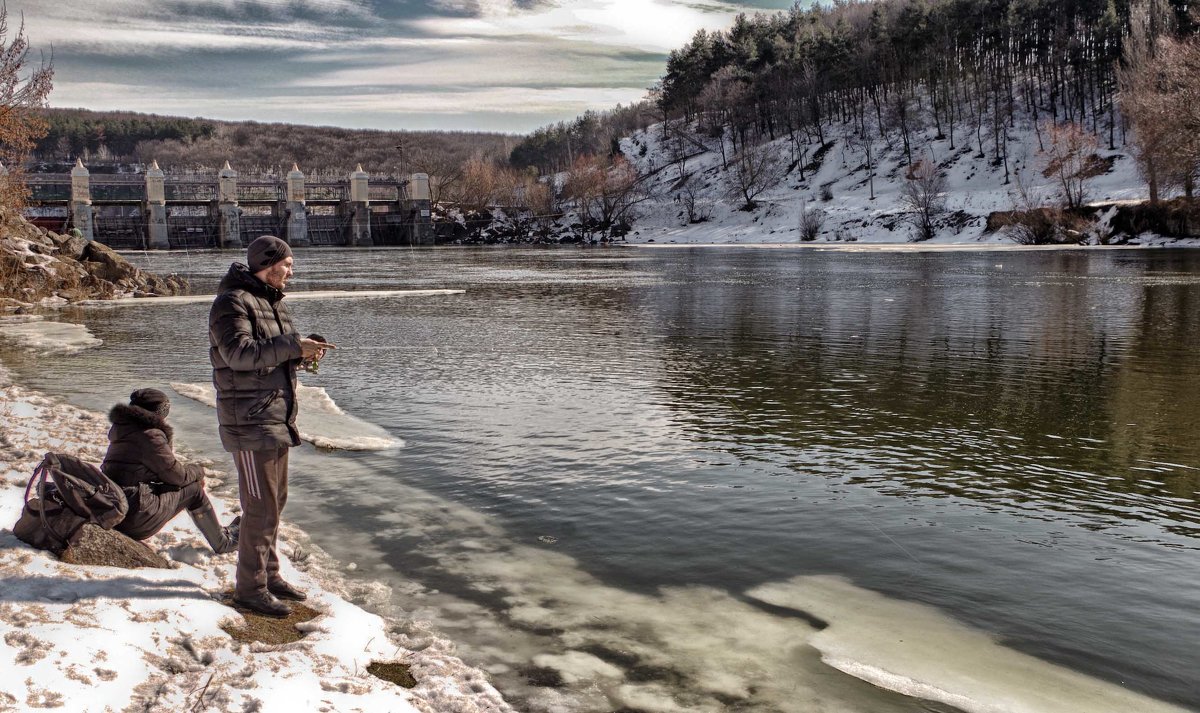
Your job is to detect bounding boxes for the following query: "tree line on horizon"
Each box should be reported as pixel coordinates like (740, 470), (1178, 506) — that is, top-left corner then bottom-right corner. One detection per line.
(32, 108), (515, 180)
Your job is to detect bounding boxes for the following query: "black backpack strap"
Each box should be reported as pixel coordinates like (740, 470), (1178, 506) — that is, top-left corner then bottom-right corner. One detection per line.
(32, 460), (69, 550)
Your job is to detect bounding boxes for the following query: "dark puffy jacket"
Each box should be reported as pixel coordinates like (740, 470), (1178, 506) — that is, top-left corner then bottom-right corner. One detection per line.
(102, 403), (199, 489)
(208, 262), (302, 452)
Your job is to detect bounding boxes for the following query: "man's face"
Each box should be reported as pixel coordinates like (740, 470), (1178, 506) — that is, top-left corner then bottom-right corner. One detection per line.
(258, 256), (294, 290)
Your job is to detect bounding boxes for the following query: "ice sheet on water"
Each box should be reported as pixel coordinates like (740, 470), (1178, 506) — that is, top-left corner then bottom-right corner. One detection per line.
(79, 288), (464, 308)
(335, 481), (1191, 713)
(170, 382), (403, 451)
(747, 576), (1188, 713)
(0, 316), (101, 353)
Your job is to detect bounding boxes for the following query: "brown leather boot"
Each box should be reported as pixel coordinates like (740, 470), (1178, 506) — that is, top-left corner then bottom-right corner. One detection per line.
(268, 579), (307, 601)
(232, 590), (291, 618)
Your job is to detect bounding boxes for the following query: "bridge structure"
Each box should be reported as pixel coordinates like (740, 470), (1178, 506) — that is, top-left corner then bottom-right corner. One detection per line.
(22, 160), (435, 249)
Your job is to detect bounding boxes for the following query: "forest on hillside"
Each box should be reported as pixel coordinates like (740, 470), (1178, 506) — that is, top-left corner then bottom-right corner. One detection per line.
(509, 0), (1200, 210)
(363, 0), (1200, 242)
(34, 108), (515, 179)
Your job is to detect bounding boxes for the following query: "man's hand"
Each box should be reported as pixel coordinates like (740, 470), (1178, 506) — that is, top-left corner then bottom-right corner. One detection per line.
(300, 338), (336, 358)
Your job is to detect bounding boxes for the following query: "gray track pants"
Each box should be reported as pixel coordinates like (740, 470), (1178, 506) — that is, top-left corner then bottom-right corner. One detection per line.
(233, 447), (289, 597)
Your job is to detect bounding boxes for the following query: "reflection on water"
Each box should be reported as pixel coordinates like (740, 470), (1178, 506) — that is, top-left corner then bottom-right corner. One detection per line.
(6, 246), (1200, 711)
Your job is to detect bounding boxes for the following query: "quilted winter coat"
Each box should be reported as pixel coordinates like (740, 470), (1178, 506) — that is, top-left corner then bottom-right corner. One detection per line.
(208, 262), (303, 452)
(101, 403), (196, 489)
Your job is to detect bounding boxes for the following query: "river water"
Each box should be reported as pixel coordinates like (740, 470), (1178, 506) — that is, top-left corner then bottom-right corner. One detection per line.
(4, 245), (1199, 712)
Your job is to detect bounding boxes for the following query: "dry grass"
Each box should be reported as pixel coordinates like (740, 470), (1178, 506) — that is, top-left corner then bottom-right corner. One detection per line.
(218, 593), (320, 645)
(366, 661), (417, 688)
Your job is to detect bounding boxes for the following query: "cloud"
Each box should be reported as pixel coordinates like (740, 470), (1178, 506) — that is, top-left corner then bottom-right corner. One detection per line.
(12, 0), (792, 131)
(24, 19), (336, 54)
(289, 35), (664, 90)
(410, 0), (751, 53)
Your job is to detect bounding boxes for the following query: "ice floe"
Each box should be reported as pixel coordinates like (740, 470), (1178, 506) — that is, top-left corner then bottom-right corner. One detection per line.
(170, 382), (403, 451)
(0, 316), (102, 353)
(747, 575), (1190, 713)
(79, 289), (464, 308)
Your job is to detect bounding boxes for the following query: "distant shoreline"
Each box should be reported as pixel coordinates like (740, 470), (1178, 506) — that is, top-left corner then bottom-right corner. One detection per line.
(629, 241), (1193, 251)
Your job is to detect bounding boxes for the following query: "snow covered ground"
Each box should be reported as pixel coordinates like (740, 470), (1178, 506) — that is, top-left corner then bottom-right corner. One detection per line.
(619, 120), (1200, 248)
(0, 321), (513, 713)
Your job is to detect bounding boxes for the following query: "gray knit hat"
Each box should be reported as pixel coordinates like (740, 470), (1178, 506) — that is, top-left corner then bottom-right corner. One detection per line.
(246, 235), (293, 273)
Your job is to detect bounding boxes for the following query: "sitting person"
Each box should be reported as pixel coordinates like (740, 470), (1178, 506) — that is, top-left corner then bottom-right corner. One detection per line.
(102, 388), (239, 553)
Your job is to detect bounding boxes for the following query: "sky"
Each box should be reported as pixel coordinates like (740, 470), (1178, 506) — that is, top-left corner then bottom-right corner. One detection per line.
(12, 0), (795, 134)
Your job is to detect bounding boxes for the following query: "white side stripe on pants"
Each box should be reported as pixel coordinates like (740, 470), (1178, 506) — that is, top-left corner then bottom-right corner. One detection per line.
(239, 451), (260, 499)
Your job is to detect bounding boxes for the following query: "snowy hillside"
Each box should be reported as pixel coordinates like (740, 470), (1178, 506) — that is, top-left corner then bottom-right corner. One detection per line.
(618, 120), (1189, 246)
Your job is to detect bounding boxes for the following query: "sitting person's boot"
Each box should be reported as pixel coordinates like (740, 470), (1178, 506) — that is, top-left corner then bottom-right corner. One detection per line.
(188, 502), (239, 554)
(232, 590), (291, 618)
(268, 578), (307, 602)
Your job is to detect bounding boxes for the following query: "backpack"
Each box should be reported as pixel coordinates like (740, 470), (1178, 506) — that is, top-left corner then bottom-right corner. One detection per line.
(12, 452), (129, 554)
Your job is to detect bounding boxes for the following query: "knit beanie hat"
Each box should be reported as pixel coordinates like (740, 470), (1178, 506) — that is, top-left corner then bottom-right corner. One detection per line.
(130, 388), (170, 414)
(246, 235), (293, 273)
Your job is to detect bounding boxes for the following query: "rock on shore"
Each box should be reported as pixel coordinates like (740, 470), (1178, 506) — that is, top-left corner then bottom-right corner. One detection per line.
(0, 206), (187, 308)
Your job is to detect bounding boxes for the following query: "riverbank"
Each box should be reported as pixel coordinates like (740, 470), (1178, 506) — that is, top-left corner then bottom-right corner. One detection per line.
(617, 120), (1200, 248)
(0, 364), (514, 712)
(1, 208), (187, 307)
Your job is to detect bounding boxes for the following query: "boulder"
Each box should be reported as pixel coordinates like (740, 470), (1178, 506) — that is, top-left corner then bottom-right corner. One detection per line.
(81, 240), (140, 283)
(60, 524), (172, 569)
(56, 234), (89, 261)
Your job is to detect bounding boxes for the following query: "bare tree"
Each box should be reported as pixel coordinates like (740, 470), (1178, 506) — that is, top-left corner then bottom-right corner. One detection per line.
(0, 8), (54, 209)
(1041, 122), (1098, 210)
(524, 177), (560, 232)
(451, 155), (501, 214)
(1118, 0), (1177, 204)
(563, 155), (646, 240)
(798, 201), (826, 241)
(901, 158), (948, 241)
(409, 145), (464, 211)
(885, 92), (922, 167)
(844, 116), (878, 201)
(1154, 35), (1200, 197)
(680, 178), (711, 224)
(728, 143), (784, 210)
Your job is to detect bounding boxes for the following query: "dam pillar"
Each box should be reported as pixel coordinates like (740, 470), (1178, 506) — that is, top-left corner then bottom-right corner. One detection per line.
(217, 161), (242, 249)
(285, 164), (310, 247)
(348, 164), (373, 247)
(145, 161), (170, 249)
(70, 159), (94, 242)
(408, 172), (433, 245)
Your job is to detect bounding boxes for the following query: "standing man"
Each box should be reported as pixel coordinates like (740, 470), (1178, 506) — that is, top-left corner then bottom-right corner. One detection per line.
(209, 235), (332, 617)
